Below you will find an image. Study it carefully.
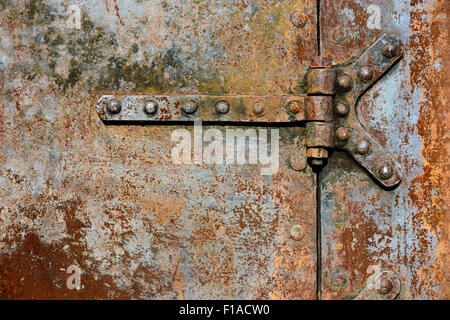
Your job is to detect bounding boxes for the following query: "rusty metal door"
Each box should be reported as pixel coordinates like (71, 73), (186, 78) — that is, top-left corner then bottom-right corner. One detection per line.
(0, 1), (447, 300)
(317, 0), (448, 300)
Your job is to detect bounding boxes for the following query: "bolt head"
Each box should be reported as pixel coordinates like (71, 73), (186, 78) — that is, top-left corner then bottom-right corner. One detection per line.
(216, 101), (230, 114)
(378, 278), (394, 295)
(335, 103), (349, 116)
(289, 154), (307, 171)
(358, 66), (374, 81)
(382, 43), (399, 58)
(181, 100), (198, 115)
(289, 225), (305, 241)
(289, 101), (302, 114)
(291, 11), (307, 28)
(337, 75), (353, 91)
(107, 100), (122, 114)
(143, 100), (158, 115)
(378, 165), (394, 180)
(336, 127), (350, 141)
(356, 139), (371, 155)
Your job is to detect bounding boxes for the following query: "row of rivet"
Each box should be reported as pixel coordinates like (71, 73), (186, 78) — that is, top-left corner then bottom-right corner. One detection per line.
(333, 126), (393, 180)
(107, 99), (199, 116)
(107, 99), (270, 117)
(336, 42), (400, 92)
(327, 41), (399, 180)
(107, 98), (332, 118)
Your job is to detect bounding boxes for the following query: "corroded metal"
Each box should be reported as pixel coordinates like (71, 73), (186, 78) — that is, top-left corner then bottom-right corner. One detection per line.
(306, 122), (334, 148)
(335, 103), (349, 117)
(306, 68), (336, 95)
(354, 270), (401, 300)
(332, 34), (404, 188)
(335, 126), (350, 142)
(306, 96), (333, 121)
(97, 95), (310, 122)
(0, 0), (319, 300)
(320, 0), (448, 300)
(97, 36), (403, 188)
(304, 56), (335, 167)
(289, 225), (305, 241)
(289, 153), (308, 172)
(143, 100), (159, 116)
(0, 0), (447, 301)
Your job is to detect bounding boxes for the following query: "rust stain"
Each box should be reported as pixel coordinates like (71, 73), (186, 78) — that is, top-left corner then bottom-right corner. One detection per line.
(406, 0), (449, 299)
(0, 233), (131, 299)
(112, 0), (125, 26)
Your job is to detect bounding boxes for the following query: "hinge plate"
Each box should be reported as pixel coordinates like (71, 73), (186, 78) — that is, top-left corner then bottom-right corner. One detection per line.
(96, 34), (404, 188)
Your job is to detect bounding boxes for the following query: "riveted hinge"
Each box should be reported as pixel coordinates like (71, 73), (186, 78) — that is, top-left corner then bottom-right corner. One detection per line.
(96, 34), (403, 188)
(332, 34), (403, 188)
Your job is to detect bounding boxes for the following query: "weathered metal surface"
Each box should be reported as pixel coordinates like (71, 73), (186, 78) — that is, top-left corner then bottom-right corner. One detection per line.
(306, 122), (334, 148)
(320, 0), (448, 299)
(306, 96), (332, 121)
(332, 34), (404, 188)
(0, 0), (447, 301)
(354, 270), (401, 300)
(0, 0), (319, 299)
(97, 95), (310, 123)
(306, 67), (336, 95)
(97, 94), (338, 123)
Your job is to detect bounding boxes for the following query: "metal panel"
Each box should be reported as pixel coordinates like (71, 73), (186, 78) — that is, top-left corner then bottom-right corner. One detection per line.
(0, 1), (318, 299)
(319, 0), (448, 299)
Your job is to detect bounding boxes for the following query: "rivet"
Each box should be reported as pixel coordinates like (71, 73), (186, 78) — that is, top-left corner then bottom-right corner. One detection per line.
(378, 165), (394, 180)
(181, 100), (198, 115)
(143, 100), (158, 115)
(356, 139), (371, 155)
(378, 278), (394, 295)
(252, 103), (265, 116)
(330, 271), (346, 288)
(106, 100), (122, 114)
(337, 74), (353, 91)
(358, 66), (374, 81)
(291, 11), (307, 28)
(216, 101), (230, 114)
(335, 103), (349, 116)
(289, 154), (307, 171)
(336, 127), (350, 141)
(382, 43), (399, 58)
(289, 225), (305, 241)
(289, 101), (302, 114)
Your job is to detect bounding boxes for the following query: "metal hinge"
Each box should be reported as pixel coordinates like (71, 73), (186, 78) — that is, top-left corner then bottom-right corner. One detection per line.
(96, 34), (403, 188)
